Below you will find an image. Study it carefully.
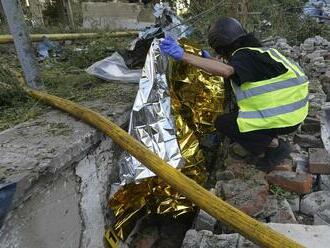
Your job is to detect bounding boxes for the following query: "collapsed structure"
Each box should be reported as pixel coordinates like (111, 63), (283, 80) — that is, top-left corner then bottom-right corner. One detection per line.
(1, 2), (330, 248)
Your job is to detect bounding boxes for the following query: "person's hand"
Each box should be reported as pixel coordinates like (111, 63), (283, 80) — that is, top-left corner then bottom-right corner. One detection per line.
(201, 50), (212, 59)
(159, 37), (184, 61)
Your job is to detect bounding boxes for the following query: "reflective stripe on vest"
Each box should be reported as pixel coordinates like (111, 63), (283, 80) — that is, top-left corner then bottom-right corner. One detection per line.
(231, 47), (309, 132)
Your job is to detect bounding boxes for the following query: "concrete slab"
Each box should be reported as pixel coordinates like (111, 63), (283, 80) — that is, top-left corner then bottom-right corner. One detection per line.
(238, 223), (330, 248)
(82, 2), (155, 30)
(0, 94), (135, 248)
(76, 137), (121, 248)
(0, 169), (82, 248)
(0, 99), (132, 209)
(182, 224), (330, 248)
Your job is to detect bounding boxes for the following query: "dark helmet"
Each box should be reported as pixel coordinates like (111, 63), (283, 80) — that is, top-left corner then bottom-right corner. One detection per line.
(208, 17), (247, 51)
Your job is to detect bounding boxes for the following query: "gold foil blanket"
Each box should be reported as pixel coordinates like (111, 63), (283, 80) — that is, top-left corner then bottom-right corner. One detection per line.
(107, 38), (225, 242)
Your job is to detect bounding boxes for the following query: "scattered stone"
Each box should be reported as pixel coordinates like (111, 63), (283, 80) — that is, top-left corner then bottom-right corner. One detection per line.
(259, 195), (278, 220)
(181, 230), (239, 248)
(314, 207), (330, 225)
(215, 176), (269, 217)
(291, 143), (302, 153)
(181, 229), (203, 248)
(301, 38), (315, 52)
(290, 152), (309, 173)
(308, 148), (330, 174)
(321, 175), (330, 190)
(308, 103), (323, 118)
(300, 191), (330, 216)
(266, 171), (313, 194)
(287, 195), (300, 212)
(231, 143), (249, 158)
(270, 198), (297, 224)
(194, 210), (217, 232)
(200, 232), (239, 248)
(216, 170), (235, 181)
(305, 116), (321, 125)
(301, 122), (321, 134)
(320, 70), (330, 85)
(293, 134), (324, 148)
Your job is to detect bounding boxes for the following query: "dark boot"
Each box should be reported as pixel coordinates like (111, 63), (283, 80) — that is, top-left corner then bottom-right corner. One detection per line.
(256, 139), (291, 173)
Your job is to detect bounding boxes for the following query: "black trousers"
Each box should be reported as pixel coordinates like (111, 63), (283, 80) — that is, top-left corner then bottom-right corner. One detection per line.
(214, 112), (300, 155)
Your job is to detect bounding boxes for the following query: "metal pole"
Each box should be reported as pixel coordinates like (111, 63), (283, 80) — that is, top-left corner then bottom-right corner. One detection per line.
(1, 0), (43, 89)
(65, 0), (75, 30)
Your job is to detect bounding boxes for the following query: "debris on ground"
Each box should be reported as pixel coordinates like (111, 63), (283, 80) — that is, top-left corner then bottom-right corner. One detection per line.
(86, 3), (190, 84)
(178, 35), (330, 248)
(36, 36), (60, 61)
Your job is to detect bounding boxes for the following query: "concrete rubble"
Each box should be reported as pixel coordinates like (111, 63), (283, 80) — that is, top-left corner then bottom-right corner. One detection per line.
(0, 94), (135, 248)
(182, 224), (330, 248)
(2, 35), (330, 248)
(181, 35), (330, 247)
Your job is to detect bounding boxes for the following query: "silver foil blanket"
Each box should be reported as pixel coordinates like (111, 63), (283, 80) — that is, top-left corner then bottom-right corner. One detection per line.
(119, 39), (185, 184)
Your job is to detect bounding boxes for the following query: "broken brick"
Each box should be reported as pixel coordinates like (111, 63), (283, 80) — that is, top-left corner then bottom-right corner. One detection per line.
(226, 161), (247, 179)
(308, 148), (330, 175)
(272, 159), (293, 172)
(226, 160), (265, 180)
(266, 171), (313, 194)
(215, 178), (269, 217)
(301, 122), (321, 134)
(293, 134), (324, 149)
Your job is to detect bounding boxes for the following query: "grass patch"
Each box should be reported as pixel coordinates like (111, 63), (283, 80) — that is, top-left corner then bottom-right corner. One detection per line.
(47, 122), (72, 136)
(0, 35), (135, 132)
(269, 185), (293, 198)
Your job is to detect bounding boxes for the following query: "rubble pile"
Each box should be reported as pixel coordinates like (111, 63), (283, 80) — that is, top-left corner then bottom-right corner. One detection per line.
(181, 36), (330, 247)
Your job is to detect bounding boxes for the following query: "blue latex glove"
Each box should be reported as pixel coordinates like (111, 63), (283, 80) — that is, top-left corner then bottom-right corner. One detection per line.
(201, 50), (212, 59)
(159, 37), (184, 61)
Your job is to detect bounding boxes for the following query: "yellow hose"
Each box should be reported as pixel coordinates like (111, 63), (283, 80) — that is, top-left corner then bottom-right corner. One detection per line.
(0, 31), (139, 44)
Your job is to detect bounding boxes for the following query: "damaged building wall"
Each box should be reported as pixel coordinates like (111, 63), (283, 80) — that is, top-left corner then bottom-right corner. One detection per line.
(0, 99), (133, 248)
(82, 2), (155, 30)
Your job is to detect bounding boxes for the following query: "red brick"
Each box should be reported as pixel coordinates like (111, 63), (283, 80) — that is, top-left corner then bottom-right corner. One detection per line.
(272, 159), (293, 172)
(226, 161), (246, 178)
(216, 178), (269, 217)
(266, 171), (313, 194)
(226, 161), (266, 180)
(308, 148), (330, 175)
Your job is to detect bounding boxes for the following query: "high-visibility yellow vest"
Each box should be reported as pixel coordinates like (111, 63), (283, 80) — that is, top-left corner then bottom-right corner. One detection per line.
(231, 47), (309, 133)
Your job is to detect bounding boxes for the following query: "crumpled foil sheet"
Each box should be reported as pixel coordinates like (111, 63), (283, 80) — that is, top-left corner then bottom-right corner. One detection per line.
(170, 38), (226, 136)
(119, 39), (185, 184)
(107, 39), (225, 242)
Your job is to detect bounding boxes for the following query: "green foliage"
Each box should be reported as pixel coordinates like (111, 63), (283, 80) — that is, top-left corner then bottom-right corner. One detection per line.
(0, 67), (28, 107)
(43, 0), (66, 26)
(183, 0), (329, 46)
(0, 35), (134, 131)
(270, 185), (293, 198)
(62, 36), (130, 69)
